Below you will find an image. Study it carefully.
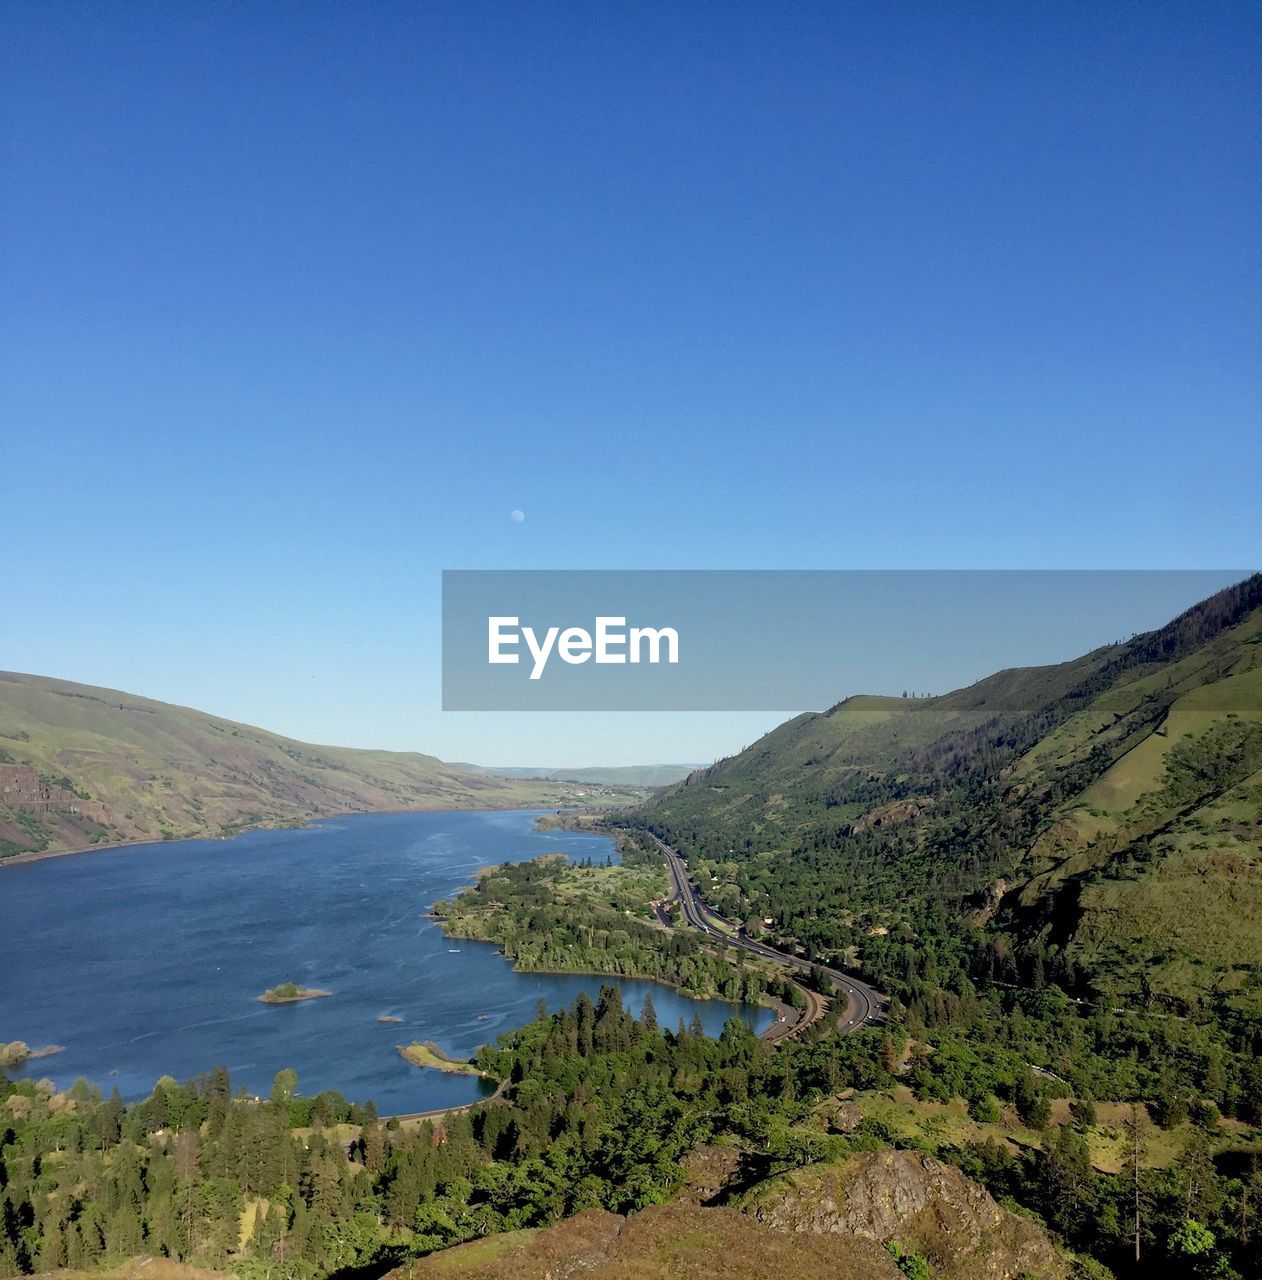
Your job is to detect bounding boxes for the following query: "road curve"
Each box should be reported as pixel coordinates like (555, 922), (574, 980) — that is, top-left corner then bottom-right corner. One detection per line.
(649, 835), (884, 1034)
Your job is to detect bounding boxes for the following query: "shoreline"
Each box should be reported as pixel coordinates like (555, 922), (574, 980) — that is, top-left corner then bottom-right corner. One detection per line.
(388, 1076), (509, 1125)
(439, 931), (796, 1040)
(0, 801), (570, 870)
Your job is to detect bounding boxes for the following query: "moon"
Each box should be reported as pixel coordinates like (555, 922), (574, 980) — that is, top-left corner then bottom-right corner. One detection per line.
(510, 509), (525, 523)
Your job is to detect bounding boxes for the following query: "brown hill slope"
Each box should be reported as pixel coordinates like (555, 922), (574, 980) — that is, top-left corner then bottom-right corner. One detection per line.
(0, 671), (592, 858)
(396, 1205), (898, 1279)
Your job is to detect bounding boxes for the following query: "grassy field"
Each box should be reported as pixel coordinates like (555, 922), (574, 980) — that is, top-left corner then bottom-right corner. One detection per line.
(552, 858), (671, 914)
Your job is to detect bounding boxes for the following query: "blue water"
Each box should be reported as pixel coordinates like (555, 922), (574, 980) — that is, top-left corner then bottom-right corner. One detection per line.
(0, 810), (769, 1112)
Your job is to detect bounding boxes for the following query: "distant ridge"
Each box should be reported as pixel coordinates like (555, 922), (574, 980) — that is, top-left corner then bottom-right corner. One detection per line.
(459, 763), (703, 788)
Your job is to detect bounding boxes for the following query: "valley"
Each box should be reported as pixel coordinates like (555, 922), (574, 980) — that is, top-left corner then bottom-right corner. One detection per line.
(4, 576), (1262, 1280)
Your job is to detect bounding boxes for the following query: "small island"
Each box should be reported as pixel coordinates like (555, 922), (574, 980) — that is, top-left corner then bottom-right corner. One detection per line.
(397, 1041), (486, 1076)
(257, 982), (331, 1004)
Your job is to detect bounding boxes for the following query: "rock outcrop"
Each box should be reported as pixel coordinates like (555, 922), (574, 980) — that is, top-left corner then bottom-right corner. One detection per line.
(747, 1149), (1065, 1280)
(392, 1149), (1068, 1280)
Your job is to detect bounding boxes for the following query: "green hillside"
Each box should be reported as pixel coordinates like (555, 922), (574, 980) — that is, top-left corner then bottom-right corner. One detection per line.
(0, 672), (618, 859)
(630, 573), (1262, 1022)
(1013, 635), (1262, 1016)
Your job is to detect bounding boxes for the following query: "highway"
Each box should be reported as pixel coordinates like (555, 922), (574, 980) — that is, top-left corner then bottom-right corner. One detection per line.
(649, 835), (884, 1035)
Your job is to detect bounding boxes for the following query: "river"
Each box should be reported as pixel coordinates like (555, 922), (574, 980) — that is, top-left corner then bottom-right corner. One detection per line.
(0, 809), (770, 1113)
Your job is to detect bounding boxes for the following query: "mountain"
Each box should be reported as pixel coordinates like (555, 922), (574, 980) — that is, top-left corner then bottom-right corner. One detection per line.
(631, 573), (1262, 1018)
(458, 763), (703, 787)
(0, 672), (613, 859)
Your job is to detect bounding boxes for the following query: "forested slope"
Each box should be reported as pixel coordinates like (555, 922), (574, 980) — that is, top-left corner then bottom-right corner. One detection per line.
(633, 574), (1262, 1008)
(622, 575), (1262, 1197)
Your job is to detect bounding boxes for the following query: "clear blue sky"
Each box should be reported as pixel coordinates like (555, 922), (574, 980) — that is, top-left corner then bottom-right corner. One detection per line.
(2, 2), (1259, 764)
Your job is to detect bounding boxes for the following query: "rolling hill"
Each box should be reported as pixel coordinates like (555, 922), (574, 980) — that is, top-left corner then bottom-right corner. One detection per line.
(0, 672), (619, 859)
(631, 573), (1262, 1018)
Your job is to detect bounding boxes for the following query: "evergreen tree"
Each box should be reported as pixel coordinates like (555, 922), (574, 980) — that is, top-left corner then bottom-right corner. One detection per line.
(640, 991), (657, 1032)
